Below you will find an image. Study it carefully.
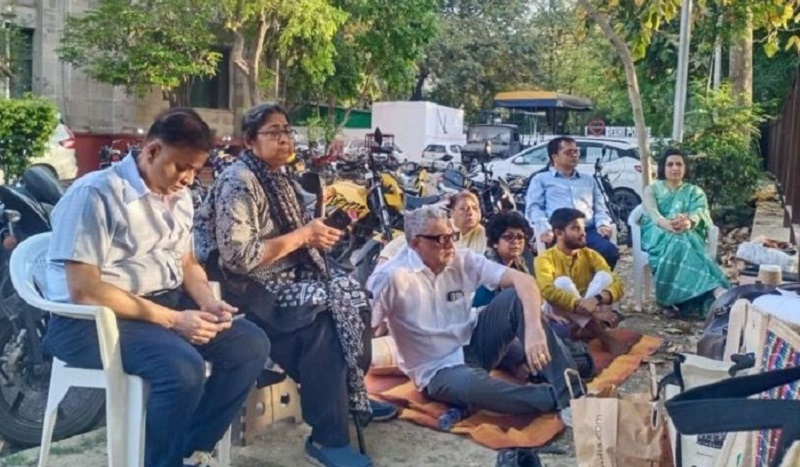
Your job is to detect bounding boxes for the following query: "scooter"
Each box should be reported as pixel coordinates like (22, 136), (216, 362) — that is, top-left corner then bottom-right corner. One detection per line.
(0, 167), (105, 446)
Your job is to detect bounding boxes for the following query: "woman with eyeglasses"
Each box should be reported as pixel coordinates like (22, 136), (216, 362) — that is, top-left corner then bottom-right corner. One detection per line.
(472, 211), (535, 308)
(377, 190), (487, 264)
(193, 103), (393, 467)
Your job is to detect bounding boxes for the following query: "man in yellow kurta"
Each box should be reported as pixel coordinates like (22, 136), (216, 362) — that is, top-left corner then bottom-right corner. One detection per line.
(534, 208), (629, 355)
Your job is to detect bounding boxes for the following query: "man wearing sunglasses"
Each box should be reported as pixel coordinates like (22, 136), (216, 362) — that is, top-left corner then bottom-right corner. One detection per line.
(366, 206), (580, 425)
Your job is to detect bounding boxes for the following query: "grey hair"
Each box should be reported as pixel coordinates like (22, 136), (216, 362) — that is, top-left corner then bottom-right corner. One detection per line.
(404, 205), (450, 243)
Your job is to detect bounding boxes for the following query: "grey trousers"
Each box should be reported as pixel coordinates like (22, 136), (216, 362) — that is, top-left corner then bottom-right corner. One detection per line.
(425, 289), (579, 415)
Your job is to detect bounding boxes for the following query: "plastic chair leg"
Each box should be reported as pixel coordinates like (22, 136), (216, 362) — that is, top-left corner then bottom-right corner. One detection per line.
(633, 262), (644, 312)
(125, 377), (147, 467)
(37, 376), (71, 467)
(217, 425), (232, 465)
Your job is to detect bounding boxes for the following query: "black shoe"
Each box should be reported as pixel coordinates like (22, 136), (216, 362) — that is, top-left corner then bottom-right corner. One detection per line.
(256, 368), (287, 388)
(496, 448), (543, 467)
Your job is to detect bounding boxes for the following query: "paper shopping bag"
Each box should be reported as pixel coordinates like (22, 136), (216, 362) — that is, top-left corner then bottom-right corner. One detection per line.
(571, 366), (675, 467)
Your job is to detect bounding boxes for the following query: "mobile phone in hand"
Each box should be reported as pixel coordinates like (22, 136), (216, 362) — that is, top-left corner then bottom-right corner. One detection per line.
(323, 209), (353, 230)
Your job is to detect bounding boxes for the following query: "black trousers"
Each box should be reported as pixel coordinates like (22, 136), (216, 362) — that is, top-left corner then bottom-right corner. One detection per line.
(254, 309), (371, 447)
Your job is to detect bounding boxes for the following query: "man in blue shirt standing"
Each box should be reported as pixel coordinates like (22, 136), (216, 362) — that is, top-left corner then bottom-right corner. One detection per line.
(525, 136), (619, 268)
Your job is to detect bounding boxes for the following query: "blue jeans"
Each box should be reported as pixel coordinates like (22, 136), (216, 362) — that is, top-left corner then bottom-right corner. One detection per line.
(586, 225), (619, 269)
(42, 298), (268, 467)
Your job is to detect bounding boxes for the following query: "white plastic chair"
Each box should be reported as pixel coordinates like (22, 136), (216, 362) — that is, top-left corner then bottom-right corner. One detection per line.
(628, 205), (719, 311)
(9, 232), (231, 467)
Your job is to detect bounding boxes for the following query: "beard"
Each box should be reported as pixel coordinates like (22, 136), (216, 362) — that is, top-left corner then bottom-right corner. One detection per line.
(564, 237), (586, 250)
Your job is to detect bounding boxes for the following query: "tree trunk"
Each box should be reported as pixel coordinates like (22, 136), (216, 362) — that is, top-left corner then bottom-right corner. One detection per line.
(327, 95), (337, 127)
(729, 7), (753, 106)
(230, 12), (269, 108)
(410, 69), (428, 101)
(577, 0), (652, 189)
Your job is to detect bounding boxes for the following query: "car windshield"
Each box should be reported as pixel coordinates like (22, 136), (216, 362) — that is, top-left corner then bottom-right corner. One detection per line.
(467, 126), (511, 144)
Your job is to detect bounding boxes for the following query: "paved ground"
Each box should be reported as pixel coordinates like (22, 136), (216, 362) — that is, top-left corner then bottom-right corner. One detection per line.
(1, 247), (709, 466)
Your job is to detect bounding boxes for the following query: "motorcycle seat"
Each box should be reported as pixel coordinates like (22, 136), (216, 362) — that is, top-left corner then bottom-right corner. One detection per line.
(405, 194), (444, 210)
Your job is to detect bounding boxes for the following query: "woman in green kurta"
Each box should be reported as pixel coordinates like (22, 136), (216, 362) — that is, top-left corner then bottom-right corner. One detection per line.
(641, 148), (729, 317)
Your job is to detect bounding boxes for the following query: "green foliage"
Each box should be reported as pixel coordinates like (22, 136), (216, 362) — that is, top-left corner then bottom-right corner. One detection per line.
(57, 0), (221, 106)
(287, 0), (438, 126)
(0, 97), (58, 183)
(304, 110), (338, 144)
(220, 0), (348, 104)
(679, 84), (765, 226)
(421, 0), (539, 122)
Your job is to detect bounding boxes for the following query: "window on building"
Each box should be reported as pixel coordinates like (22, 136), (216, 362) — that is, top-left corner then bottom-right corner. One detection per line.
(189, 48), (230, 109)
(10, 28), (33, 98)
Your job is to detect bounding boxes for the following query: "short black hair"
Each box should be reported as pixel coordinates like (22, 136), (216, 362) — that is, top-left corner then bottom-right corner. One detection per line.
(241, 103), (291, 142)
(657, 147), (690, 180)
(547, 136), (576, 161)
(146, 107), (213, 152)
(550, 208), (586, 232)
(486, 211), (533, 246)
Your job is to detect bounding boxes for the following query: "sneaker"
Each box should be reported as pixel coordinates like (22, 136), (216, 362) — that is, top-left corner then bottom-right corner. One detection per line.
(183, 451), (216, 467)
(559, 407), (573, 428)
(369, 398), (398, 422)
(304, 437), (373, 467)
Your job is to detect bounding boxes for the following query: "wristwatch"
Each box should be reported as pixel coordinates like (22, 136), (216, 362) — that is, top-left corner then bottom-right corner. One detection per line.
(593, 293), (604, 305)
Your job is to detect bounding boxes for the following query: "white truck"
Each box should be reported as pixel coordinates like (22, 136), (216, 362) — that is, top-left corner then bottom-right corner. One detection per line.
(370, 101), (466, 166)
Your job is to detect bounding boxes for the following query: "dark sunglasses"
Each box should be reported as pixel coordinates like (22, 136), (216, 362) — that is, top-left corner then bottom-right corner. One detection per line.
(417, 231), (461, 245)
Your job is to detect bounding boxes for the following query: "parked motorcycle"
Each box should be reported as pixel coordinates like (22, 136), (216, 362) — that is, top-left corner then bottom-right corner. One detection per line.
(397, 162), (439, 197)
(98, 129), (145, 169)
(439, 142), (516, 221)
(0, 167), (104, 447)
(326, 133), (444, 285)
(595, 147), (630, 246)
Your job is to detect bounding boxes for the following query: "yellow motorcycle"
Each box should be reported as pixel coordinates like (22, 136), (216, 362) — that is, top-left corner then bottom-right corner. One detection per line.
(327, 162), (406, 283)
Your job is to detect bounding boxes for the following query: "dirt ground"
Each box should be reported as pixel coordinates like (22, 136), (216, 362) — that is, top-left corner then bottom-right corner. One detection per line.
(0, 246), (712, 466)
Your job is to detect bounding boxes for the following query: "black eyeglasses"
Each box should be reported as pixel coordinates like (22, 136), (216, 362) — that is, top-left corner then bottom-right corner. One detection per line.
(417, 231), (461, 245)
(500, 233), (527, 243)
(257, 129), (297, 141)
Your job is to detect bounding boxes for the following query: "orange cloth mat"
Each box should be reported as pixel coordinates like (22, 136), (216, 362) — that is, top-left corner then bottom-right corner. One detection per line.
(366, 329), (663, 450)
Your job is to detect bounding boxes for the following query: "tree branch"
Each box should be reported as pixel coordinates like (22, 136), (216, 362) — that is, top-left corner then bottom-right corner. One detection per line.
(577, 0), (652, 187)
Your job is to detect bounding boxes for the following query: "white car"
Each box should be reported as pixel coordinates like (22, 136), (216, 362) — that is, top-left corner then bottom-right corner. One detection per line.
(486, 137), (650, 217)
(421, 143), (462, 171)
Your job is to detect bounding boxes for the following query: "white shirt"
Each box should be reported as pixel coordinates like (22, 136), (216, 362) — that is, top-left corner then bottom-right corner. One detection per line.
(44, 155), (193, 303)
(367, 246), (506, 389)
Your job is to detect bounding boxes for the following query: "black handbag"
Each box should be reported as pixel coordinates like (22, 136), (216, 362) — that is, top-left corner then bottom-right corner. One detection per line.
(665, 365), (800, 467)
